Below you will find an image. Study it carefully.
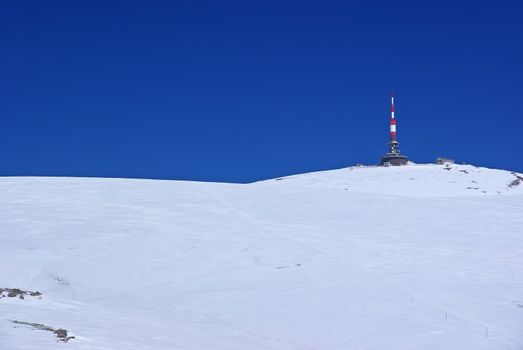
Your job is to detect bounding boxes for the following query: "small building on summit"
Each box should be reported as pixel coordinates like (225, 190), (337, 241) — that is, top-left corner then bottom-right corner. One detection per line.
(380, 95), (409, 166)
(436, 157), (454, 165)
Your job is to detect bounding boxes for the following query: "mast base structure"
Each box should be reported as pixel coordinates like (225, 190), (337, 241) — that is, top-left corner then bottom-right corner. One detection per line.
(381, 140), (408, 166)
(380, 153), (409, 166)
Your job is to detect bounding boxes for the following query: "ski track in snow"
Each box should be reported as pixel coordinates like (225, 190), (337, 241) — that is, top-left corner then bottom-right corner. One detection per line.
(1, 163), (522, 349)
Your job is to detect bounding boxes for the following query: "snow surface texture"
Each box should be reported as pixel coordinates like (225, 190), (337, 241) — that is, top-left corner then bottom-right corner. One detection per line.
(1, 164), (522, 349)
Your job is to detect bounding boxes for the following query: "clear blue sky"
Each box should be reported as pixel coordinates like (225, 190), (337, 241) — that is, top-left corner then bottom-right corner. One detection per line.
(1, 1), (522, 182)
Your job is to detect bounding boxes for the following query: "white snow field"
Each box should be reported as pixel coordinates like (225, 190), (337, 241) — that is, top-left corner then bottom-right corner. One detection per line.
(1, 163), (522, 349)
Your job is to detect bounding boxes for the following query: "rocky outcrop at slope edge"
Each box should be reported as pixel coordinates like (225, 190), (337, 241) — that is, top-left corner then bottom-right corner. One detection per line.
(2, 290), (72, 343)
(10, 320), (75, 343)
(0, 288), (42, 299)
(509, 172), (523, 188)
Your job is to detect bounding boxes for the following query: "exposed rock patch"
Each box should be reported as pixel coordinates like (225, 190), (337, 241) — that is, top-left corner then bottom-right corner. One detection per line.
(509, 173), (523, 188)
(0, 288), (41, 300)
(10, 320), (74, 342)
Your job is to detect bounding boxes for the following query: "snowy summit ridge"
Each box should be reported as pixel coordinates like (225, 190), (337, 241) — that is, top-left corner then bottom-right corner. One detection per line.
(259, 163), (523, 197)
(1, 163), (522, 350)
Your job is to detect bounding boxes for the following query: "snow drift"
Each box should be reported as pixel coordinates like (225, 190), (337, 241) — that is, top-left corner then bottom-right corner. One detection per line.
(1, 163), (522, 349)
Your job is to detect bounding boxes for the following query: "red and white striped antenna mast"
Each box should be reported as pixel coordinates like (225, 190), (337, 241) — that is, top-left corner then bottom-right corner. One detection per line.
(380, 93), (408, 166)
(390, 93), (396, 143)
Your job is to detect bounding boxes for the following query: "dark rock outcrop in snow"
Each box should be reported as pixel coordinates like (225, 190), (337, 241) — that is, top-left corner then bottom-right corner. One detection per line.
(509, 172), (523, 188)
(0, 288), (41, 299)
(10, 320), (74, 342)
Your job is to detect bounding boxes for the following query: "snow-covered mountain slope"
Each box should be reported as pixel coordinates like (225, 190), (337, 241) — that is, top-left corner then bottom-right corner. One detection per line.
(1, 164), (522, 350)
